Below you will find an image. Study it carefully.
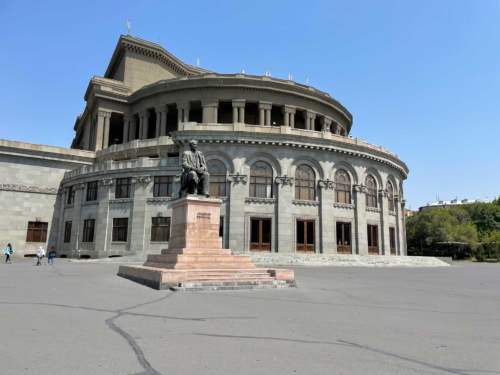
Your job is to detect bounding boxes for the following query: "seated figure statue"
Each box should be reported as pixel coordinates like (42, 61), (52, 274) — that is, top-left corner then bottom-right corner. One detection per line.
(179, 140), (210, 197)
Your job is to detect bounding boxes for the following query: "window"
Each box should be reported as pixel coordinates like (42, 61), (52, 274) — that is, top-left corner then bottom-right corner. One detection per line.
(295, 165), (316, 201)
(250, 161), (273, 198)
(387, 180), (395, 212)
(115, 178), (131, 199)
(336, 222), (352, 254)
(64, 221), (72, 243)
(112, 218), (128, 242)
(335, 169), (351, 204)
(365, 175), (378, 208)
(296, 220), (315, 252)
(389, 227), (397, 255)
(82, 219), (95, 242)
(66, 186), (75, 205)
(367, 224), (379, 254)
(86, 181), (98, 201)
(208, 160), (227, 197)
(250, 218), (271, 251)
(26, 221), (48, 243)
(153, 176), (173, 197)
(151, 217), (171, 242)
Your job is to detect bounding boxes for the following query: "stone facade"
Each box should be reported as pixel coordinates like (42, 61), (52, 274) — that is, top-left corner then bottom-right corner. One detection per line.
(0, 35), (409, 258)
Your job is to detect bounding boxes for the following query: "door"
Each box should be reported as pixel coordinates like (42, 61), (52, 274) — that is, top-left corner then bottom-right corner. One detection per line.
(250, 218), (271, 251)
(389, 227), (396, 255)
(297, 220), (315, 252)
(367, 224), (379, 254)
(336, 222), (352, 254)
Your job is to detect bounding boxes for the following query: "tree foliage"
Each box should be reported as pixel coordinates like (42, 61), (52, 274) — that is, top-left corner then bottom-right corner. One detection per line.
(407, 200), (500, 260)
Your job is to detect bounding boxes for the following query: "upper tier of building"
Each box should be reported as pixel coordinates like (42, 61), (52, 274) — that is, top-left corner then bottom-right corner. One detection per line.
(71, 35), (358, 152)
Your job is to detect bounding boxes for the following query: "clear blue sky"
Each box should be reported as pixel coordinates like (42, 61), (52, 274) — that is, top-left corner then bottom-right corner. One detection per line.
(1, 0), (499, 209)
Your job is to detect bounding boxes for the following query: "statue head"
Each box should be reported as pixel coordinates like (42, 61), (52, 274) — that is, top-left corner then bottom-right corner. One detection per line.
(189, 140), (198, 151)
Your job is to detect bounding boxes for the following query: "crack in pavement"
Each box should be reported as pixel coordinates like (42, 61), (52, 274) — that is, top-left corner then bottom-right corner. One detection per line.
(193, 333), (500, 375)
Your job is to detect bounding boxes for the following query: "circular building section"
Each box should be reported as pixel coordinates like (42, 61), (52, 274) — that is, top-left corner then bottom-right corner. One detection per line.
(60, 35), (408, 259)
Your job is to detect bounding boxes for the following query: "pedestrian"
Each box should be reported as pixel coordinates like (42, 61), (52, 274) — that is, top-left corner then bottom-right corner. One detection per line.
(47, 246), (56, 265)
(36, 245), (45, 266)
(3, 243), (14, 263)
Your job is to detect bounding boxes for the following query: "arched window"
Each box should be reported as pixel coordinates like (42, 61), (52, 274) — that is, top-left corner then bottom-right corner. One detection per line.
(295, 165), (316, 201)
(250, 161), (273, 198)
(387, 180), (395, 212)
(208, 160), (227, 197)
(335, 169), (351, 204)
(365, 175), (378, 208)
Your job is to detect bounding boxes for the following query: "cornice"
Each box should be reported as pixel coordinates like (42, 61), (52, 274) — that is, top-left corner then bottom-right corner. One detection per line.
(0, 183), (58, 195)
(245, 197), (276, 205)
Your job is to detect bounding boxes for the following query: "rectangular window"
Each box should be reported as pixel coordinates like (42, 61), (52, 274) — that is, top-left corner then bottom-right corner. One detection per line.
(367, 224), (379, 254)
(82, 219), (95, 242)
(336, 222), (352, 254)
(151, 217), (171, 242)
(389, 227), (397, 255)
(86, 181), (98, 201)
(67, 186), (75, 205)
(64, 221), (72, 243)
(250, 218), (271, 251)
(115, 178), (131, 199)
(112, 218), (128, 242)
(26, 221), (48, 243)
(209, 175), (227, 197)
(296, 220), (315, 252)
(153, 176), (173, 197)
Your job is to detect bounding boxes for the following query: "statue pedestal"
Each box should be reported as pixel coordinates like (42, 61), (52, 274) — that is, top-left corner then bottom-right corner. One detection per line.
(118, 196), (295, 290)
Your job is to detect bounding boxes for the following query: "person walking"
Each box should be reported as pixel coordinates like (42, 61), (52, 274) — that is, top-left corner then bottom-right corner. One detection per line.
(4, 243), (14, 263)
(47, 246), (56, 265)
(36, 246), (45, 266)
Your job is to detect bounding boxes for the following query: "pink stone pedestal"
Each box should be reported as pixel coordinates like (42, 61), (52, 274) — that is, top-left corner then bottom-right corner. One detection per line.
(118, 196), (295, 290)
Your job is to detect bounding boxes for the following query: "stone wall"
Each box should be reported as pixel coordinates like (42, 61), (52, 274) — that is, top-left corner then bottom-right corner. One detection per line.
(0, 140), (94, 256)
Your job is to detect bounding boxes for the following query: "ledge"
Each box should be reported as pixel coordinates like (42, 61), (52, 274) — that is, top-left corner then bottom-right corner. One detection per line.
(292, 199), (320, 207)
(109, 198), (133, 204)
(245, 197), (276, 205)
(366, 207), (381, 213)
(333, 203), (354, 209)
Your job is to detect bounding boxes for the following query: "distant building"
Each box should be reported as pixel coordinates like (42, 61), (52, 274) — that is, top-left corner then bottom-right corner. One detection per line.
(419, 198), (489, 211)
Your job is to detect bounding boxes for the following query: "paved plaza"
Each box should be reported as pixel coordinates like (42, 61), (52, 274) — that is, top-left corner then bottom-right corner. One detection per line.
(1, 260), (499, 375)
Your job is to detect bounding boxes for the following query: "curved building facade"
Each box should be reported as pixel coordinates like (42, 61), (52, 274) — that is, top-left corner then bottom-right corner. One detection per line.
(55, 35), (408, 258)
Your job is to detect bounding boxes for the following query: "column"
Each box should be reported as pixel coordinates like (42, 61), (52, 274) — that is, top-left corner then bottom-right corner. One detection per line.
(95, 178), (113, 257)
(395, 197), (407, 255)
(69, 183), (85, 255)
(54, 188), (66, 252)
(232, 99), (245, 124)
(159, 106), (168, 136)
(276, 176), (294, 253)
(129, 176), (151, 255)
(353, 184), (368, 255)
(155, 107), (162, 138)
(284, 106), (295, 128)
(102, 112), (111, 148)
(140, 110), (150, 139)
(306, 111), (316, 130)
(123, 114), (131, 143)
(202, 100), (218, 123)
(259, 101), (272, 126)
(379, 189), (390, 255)
(318, 180), (335, 254)
(95, 110), (111, 151)
(228, 173), (247, 253)
(322, 117), (332, 132)
(177, 103), (189, 125)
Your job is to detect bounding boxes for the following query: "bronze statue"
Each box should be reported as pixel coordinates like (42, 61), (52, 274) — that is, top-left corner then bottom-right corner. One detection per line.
(179, 140), (210, 197)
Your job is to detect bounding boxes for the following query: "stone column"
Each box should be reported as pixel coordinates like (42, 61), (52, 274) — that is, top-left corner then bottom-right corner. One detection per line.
(322, 117), (332, 132)
(123, 114), (131, 143)
(353, 184), (368, 255)
(395, 198), (407, 255)
(259, 101), (272, 126)
(318, 179), (335, 254)
(140, 110), (150, 139)
(69, 183), (85, 256)
(306, 111), (316, 130)
(155, 107), (162, 138)
(259, 107), (265, 126)
(95, 178), (113, 257)
(227, 172), (248, 253)
(284, 106), (295, 128)
(232, 100), (245, 124)
(95, 110), (111, 151)
(129, 176), (151, 255)
(379, 189), (390, 255)
(55, 188), (66, 252)
(178, 103), (189, 125)
(159, 106), (168, 136)
(202, 100), (218, 124)
(276, 175), (294, 253)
